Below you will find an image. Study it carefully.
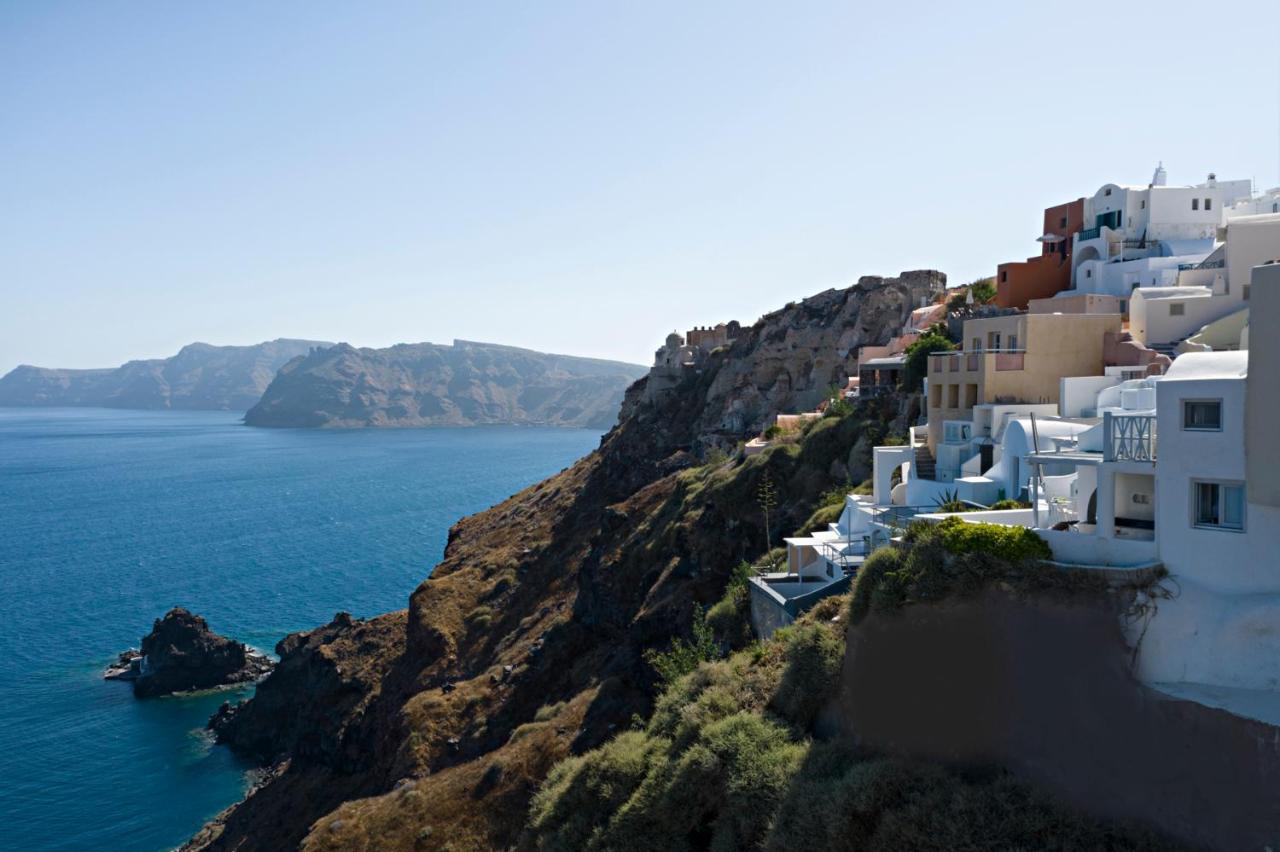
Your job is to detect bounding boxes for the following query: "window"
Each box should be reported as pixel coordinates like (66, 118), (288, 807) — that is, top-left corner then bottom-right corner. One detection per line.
(972, 337), (981, 351)
(1118, 299), (1127, 314)
(1169, 302), (1185, 316)
(1060, 216), (1068, 228)
(1140, 200), (1146, 210)
(1000, 270), (1008, 283)
(1183, 399), (1222, 431)
(1105, 188), (1112, 196)
(1086, 269), (1093, 278)
(1008, 334), (1017, 350)
(1272, 202), (1278, 213)
(1244, 284), (1251, 301)
(1192, 198), (1200, 211)
(1193, 481), (1244, 531)
(1205, 198), (1212, 211)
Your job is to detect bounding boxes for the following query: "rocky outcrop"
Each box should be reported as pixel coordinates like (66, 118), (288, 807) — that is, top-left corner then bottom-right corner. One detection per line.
(183, 272), (942, 851)
(243, 340), (648, 429)
(0, 339), (330, 412)
(111, 608), (273, 698)
(631, 270), (945, 452)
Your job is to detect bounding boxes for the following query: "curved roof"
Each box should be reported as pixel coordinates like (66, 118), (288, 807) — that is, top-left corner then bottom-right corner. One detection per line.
(1163, 350), (1247, 380)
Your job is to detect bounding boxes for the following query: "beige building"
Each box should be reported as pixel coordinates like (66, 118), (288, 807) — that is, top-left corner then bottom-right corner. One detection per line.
(926, 312), (1121, 450)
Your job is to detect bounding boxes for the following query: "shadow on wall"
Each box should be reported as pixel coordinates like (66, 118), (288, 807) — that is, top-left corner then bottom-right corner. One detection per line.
(821, 590), (1280, 850)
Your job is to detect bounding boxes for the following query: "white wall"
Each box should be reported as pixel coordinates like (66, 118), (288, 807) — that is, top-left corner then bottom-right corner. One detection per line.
(1130, 287), (1236, 346)
(1060, 375), (1119, 417)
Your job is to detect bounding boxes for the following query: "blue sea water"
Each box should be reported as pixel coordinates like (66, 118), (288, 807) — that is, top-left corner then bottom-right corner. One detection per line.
(0, 408), (602, 851)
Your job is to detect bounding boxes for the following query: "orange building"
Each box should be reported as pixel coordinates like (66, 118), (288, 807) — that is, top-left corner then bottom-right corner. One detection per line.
(995, 198), (1085, 309)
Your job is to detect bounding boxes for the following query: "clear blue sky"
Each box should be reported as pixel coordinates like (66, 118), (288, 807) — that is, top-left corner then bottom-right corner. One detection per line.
(3, 1), (1278, 374)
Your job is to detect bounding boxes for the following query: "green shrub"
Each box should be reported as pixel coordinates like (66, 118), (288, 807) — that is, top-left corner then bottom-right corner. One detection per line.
(768, 622), (845, 728)
(989, 498), (1031, 510)
(534, 701), (567, 723)
(644, 607), (719, 687)
(527, 731), (669, 849)
(932, 516), (1052, 562)
(763, 424), (783, 440)
(847, 546), (904, 624)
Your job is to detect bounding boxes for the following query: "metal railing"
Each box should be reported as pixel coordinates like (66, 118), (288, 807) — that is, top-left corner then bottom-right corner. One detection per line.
(1104, 412), (1157, 462)
(1078, 226), (1102, 241)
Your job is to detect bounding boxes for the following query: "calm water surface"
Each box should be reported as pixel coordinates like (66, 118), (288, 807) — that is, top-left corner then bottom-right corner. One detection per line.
(0, 408), (601, 851)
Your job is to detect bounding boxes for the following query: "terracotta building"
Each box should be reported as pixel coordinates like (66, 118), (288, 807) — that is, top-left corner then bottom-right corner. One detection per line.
(995, 198), (1085, 309)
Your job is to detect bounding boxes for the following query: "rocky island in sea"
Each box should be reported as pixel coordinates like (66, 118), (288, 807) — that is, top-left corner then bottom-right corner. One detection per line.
(106, 608), (273, 698)
(0, 339), (331, 412)
(243, 339), (648, 429)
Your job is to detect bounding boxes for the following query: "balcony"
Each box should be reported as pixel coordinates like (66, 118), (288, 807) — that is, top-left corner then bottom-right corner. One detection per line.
(1078, 226), (1102, 241)
(1104, 412), (1157, 462)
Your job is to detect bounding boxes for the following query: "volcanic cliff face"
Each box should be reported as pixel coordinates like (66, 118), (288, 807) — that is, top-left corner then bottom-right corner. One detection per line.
(243, 340), (649, 429)
(186, 272), (942, 851)
(0, 339), (330, 412)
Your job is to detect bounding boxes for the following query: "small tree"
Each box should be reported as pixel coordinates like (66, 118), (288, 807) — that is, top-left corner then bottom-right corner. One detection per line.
(757, 471), (779, 560)
(968, 276), (997, 304)
(903, 323), (957, 392)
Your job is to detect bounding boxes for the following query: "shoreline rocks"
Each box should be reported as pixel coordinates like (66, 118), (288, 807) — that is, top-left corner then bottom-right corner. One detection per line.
(105, 608), (274, 698)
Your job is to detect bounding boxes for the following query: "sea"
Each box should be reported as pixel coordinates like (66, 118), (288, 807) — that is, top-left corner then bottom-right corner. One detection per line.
(0, 408), (602, 851)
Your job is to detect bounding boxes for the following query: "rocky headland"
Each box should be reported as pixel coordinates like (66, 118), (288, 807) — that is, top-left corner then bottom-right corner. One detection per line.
(107, 608), (273, 698)
(181, 271), (951, 849)
(0, 339), (330, 412)
(243, 339), (648, 429)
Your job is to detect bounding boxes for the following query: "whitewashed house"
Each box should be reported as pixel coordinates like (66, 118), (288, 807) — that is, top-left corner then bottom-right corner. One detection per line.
(1068, 169), (1252, 300)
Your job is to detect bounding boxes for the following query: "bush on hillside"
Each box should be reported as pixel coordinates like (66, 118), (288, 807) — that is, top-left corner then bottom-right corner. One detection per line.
(644, 606), (719, 687)
(989, 498), (1031, 510)
(925, 516), (1052, 562)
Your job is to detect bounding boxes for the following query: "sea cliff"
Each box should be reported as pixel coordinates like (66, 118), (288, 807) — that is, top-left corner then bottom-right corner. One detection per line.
(184, 271), (946, 850)
(243, 340), (648, 429)
(0, 339), (330, 412)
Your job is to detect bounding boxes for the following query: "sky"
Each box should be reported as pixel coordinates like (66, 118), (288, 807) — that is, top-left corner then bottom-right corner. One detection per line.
(2, 1), (1279, 374)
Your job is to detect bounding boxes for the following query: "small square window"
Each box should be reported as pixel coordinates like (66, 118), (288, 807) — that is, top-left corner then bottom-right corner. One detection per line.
(1183, 400), (1222, 430)
(1169, 302), (1185, 316)
(1194, 481), (1244, 531)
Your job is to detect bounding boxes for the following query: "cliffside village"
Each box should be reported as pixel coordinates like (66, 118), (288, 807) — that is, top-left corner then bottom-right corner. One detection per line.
(660, 166), (1280, 728)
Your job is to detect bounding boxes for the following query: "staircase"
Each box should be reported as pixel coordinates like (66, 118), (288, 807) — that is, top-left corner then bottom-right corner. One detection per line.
(913, 444), (937, 480)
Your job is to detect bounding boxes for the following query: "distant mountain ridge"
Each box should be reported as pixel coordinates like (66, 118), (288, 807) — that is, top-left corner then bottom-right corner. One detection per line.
(244, 339), (648, 429)
(0, 339), (331, 412)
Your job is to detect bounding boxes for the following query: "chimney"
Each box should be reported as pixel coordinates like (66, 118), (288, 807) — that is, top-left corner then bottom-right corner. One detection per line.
(1152, 162), (1168, 187)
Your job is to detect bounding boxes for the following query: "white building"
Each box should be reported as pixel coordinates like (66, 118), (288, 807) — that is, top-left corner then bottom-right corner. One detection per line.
(1068, 168), (1252, 300)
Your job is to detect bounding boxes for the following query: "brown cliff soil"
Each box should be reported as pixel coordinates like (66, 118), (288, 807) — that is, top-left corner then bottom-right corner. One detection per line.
(186, 275), (939, 851)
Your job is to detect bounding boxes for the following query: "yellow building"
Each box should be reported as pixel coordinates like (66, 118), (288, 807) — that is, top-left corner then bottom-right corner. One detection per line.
(926, 312), (1121, 451)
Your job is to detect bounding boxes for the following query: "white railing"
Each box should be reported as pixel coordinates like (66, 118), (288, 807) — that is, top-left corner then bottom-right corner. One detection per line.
(1104, 412), (1157, 462)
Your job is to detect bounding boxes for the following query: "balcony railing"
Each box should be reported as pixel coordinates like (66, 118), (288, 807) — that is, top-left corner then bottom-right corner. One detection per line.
(929, 350), (1027, 374)
(1104, 412), (1157, 462)
(1078, 226), (1102, 241)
